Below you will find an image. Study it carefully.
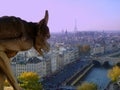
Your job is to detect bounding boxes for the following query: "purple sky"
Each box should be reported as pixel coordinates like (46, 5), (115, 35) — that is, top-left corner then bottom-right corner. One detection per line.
(0, 0), (120, 32)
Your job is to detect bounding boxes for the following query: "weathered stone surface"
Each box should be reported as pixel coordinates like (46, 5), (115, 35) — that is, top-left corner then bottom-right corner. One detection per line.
(4, 87), (13, 90)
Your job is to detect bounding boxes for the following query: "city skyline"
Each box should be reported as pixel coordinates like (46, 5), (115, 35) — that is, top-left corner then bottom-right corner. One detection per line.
(0, 0), (120, 32)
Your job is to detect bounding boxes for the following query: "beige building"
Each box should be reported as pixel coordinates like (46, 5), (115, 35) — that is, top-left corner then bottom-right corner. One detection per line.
(91, 45), (104, 55)
(51, 52), (58, 73)
(11, 57), (50, 77)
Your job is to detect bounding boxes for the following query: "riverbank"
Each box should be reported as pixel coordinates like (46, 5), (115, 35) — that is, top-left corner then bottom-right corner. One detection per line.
(81, 66), (111, 90)
(62, 61), (93, 86)
(70, 63), (94, 86)
(42, 60), (91, 90)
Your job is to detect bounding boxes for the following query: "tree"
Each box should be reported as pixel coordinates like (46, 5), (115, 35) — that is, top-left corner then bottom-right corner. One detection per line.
(108, 66), (120, 82)
(82, 45), (91, 54)
(4, 79), (10, 87)
(18, 72), (42, 90)
(77, 82), (97, 90)
(77, 44), (91, 56)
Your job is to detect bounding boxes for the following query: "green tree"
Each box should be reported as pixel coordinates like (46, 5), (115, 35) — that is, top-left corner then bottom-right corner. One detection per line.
(18, 72), (42, 90)
(77, 82), (97, 90)
(108, 66), (120, 82)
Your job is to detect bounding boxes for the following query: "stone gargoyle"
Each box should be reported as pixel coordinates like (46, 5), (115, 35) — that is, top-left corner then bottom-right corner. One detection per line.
(0, 10), (50, 90)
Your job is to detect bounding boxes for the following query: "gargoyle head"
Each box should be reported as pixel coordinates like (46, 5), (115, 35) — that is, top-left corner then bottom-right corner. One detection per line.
(35, 10), (50, 55)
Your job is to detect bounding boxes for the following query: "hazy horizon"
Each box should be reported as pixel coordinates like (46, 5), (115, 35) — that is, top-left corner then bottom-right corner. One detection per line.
(0, 0), (120, 32)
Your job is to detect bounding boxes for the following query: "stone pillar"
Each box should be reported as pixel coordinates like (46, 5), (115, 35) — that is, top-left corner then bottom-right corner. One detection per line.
(0, 52), (23, 90)
(0, 70), (5, 90)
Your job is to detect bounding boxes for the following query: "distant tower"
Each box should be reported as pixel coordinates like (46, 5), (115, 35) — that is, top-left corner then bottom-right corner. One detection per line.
(74, 19), (78, 33)
(65, 29), (68, 40)
(74, 19), (78, 39)
(65, 29), (68, 36)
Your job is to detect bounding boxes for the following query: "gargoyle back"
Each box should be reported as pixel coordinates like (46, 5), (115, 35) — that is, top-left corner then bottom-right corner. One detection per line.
(0, 16), (29, 40)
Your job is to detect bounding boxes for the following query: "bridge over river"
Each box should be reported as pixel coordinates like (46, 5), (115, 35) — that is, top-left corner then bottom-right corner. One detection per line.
(91, 51), (120, 65)
(92, 56), (120, 65)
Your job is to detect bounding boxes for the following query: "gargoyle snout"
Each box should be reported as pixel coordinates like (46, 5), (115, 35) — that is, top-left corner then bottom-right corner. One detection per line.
(47, 33), (50, 39)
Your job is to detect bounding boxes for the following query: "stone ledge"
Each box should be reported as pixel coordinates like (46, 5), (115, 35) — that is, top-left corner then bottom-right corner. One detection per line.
(4, 87), (13, 90)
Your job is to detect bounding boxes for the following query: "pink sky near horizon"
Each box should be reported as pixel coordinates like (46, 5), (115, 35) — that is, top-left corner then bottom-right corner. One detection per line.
(0, 0), (120, 32)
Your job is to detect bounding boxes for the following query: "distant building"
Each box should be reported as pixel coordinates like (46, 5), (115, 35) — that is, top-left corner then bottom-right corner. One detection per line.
(91, 44), (104, 55)
(11, 43), (79, 78)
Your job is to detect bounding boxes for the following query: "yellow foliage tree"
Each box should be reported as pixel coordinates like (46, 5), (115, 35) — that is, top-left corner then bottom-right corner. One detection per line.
(77, 82), (97, 90)
(108, 66), (120, 82)
(82, 45), (90, 53)
(77, 44), (91, 55)
(4, 79), (10, 87)
(18, 72), (42, 90)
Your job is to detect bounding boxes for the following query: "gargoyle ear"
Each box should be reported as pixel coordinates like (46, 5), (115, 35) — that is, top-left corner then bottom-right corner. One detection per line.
(39, 10), (49, 25)
(44, 10), (48, 24)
